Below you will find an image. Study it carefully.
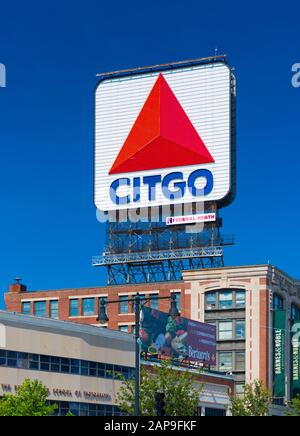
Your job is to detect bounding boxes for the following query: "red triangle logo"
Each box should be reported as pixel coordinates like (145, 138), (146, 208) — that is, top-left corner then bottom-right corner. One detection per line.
(109, 74), (214, 174)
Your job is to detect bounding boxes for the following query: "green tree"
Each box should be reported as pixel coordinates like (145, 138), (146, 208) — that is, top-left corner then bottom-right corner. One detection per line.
(287, 395), (300, 416)
(116, 360), (203, 416)
(231, 380), (271, 417)
(0, 379), (57, 416)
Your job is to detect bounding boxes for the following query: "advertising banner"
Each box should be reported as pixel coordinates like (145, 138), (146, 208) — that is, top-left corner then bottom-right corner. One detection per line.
(273, 310), (286, 401)
(291, 320), (300, 398)
(140, 306), (216, 365)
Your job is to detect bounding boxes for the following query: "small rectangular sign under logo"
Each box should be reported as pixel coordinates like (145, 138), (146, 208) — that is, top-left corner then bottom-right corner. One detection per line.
(166, 213), (216, 226)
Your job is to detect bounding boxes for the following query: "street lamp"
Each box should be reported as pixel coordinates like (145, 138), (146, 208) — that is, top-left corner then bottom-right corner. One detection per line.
(97, 293), (180, 416)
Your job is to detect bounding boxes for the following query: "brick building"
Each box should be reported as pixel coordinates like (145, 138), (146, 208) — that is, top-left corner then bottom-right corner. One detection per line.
(4, 264), (300, 407)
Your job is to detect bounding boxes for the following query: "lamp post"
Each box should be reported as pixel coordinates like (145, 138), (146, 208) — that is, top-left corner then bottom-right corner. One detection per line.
(97, 293), (180, 416)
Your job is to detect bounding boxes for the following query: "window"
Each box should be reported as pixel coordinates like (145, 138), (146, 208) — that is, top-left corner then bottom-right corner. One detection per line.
(291, 304), (300, 321)
(236, 291), (245, 308)
(149, 294), (159, 310)
(273, 294), (284, 310)
(83, 298), (95, 316)
(34, 301), (46, 317)
(119, 296), (129, 314)
(0, 349), (135, 382)
(205, 408), (226, 417)
(235, 384), (245, 397)
(218, 352), (233, 372)
(235, 352), (245, 371)
(219, 291), (233, 309)
(70, 299), (79, 317)
(206, 292), (217, 310)
(22, 302), (31, 315)
(219, 321), (233, 340)
(119, 325), (129, 333)
(50, 300), (59, 319)
(173, 292), (181, 312)
(235, 320), (245, 339)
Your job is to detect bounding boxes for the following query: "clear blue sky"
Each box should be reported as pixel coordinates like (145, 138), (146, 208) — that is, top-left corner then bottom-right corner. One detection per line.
(0, 1), (299, 308)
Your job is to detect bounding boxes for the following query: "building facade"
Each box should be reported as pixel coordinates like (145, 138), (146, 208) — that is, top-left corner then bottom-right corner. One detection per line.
(0, 311), (233, 416)
(4, 264), (300, 406)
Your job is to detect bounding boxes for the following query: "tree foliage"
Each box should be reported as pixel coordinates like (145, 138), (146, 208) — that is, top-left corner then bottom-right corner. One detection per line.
(0, 379), (57, 416)
(287, 395), (300, 416)
(231, 380), (271, 417)
(116, 360), (203, 416)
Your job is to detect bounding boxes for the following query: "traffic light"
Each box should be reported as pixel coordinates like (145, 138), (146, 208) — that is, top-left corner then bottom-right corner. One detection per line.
(155, 392), (166, 416)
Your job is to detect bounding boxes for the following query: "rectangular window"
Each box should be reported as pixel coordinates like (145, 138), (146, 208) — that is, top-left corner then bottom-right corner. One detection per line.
(50, 300), (59, 319)
(205, 292), (217, 310)
(0, 350), (7, 365)
(83, 298), (95, 316)
(69, 299), (79, 317)
(291, 304), (300, 321)
(40, 355), (50, 371)
(218, 352), (233, 372)
(34, 301), (46, 317)
(149, 294), (159, 310)
(235, 352), (245, 372)
(235, 384), (245, 397)
(219, 321), (233, 340)
(119, 325), (129, 333)
(273, 294), (284, 310)
(119, 296), (129, 314)
(219, 291), (233, 309)
(22, 302), (31, 315)
(173, 292), (181, 312)
(236, 291), (245, 308)
(235, 320), (245, 339)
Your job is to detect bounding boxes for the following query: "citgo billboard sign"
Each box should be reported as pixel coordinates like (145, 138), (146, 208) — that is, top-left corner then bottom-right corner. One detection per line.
(95, 60), (235, 212)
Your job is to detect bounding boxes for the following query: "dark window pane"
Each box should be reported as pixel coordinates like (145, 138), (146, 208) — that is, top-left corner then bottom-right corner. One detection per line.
(61, 358), (70, 373)
(17, 353), (29, 369)
(0, 350), (6, 365)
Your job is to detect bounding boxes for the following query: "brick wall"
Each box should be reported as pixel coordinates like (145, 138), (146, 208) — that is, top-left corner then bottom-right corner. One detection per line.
(4, 281), (189, 332)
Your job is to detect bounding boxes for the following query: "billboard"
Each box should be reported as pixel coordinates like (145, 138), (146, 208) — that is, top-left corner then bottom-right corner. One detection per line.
(140, 306), (216, 365)
(291, 320), (300, 398)
(95, 61), (234, 212)
(273, 310), (286, 401)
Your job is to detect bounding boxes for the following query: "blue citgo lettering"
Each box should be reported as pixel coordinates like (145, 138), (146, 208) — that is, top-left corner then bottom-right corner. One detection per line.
(162, 172), (186, 200)
(188, 169), (214, 197)
(143, 175), (161, 201)
(110, 178), (130, 205)
(133, 177), (140, 203)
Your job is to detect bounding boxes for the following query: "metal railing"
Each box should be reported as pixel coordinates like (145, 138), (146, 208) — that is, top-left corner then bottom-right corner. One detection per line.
(92, 246), (223, 266)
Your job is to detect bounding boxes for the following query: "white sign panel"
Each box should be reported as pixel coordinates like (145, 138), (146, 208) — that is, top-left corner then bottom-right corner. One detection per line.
(166, 213), (216, 226)
(95, 62), (233, 212)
